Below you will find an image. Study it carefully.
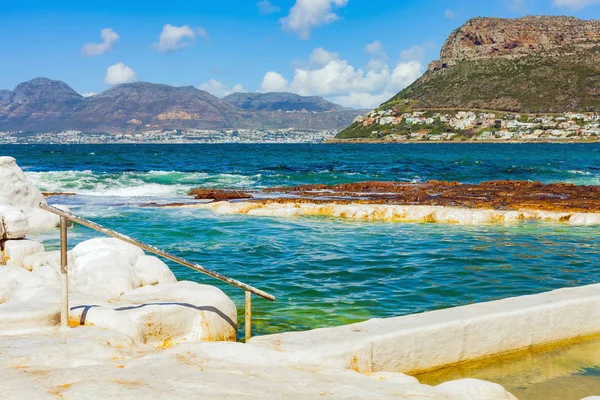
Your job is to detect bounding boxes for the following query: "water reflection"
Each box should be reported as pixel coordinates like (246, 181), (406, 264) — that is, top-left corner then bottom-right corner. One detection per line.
(417, 336), (600, 400)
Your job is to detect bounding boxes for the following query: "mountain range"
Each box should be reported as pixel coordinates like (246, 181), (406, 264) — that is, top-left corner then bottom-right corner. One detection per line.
(222, 92), (346, 112)
(0, 78), (363, 133)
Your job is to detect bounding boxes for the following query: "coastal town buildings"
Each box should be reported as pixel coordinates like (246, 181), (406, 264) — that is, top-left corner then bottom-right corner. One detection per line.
(352, 109), (600, 141)
(0, 129), (338, 144)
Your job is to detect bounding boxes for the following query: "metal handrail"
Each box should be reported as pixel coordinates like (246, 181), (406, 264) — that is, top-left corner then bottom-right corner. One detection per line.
(40, 203), (275, 341)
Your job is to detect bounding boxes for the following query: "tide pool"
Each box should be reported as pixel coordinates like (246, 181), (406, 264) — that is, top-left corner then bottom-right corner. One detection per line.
(3, 143), (600, 336)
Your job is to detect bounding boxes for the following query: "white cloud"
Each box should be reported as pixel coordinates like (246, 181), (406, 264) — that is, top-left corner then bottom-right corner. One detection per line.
(444, 8), (455, 19)
(400, 42), (435, 63)
(153, 24), (202, 53)
(280, 0), (349, 39)
(309, 47), (339, 67)
(259, 46), (424, 108)
(105, 63), (137, 86)
(552, 0), (600, 8)
(364, 40), (385, 57)
(81, 28), (119, 57)
(258, 0), (280, 14)
(261, 72), (290, 92)
(81, 92), (97, 97)
(199, 79), (245, 97)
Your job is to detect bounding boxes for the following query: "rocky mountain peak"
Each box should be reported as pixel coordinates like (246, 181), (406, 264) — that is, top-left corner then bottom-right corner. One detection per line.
(435, 16), (600, 69)
(376, 16), (600, 115)
(12, 77), (82, 105)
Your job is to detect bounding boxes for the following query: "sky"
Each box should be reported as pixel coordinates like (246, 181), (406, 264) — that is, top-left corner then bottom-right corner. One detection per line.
(1, 0), (600, 108)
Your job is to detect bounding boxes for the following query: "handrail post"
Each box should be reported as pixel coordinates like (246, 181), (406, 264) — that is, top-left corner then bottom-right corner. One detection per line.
(60, 216), (69, 329)
(245, 291), (252, 342)
(38, 204), (275, 302)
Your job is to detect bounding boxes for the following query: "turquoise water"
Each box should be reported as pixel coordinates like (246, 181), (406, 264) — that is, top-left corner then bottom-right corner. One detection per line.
(3, 143), (600, 335)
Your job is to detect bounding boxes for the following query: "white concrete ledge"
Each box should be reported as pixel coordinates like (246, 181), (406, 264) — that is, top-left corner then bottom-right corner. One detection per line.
(250, 284), (600, 375)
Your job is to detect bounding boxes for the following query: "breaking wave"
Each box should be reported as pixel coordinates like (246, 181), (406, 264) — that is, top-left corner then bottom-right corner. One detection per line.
(25, 170), (260, 197)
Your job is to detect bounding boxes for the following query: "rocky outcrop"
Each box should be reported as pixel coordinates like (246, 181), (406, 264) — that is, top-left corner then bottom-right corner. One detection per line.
(380, 16), (600, 113)
(188, 188), (254, 201)
(0, 328), (519, 400)
(0, 158), (238, 344)
(185, 180), (600, 214)
(437, 16), (600, 67)
(0, 156), (64, 231)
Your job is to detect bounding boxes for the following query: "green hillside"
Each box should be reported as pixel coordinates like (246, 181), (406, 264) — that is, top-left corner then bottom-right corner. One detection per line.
(384, 49), (600, 113)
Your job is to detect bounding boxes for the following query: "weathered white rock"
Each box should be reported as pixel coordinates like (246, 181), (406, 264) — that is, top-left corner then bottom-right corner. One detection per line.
(70, 237), (144, 260)
(0, 156), (64, 230)
(72, 248), (143, 298)
(0, 205), (29, 239)
(0, 265), (60, 333)
(1, 237), (236, 347)
(70, 281), (238, 345)
(570, 213), (600, 225)
(434, 379), (518, 400)
(193, 201), (600, 225)
(0, 328), (519, 400)
(22, 250), (63, 271)
(3, 239), (45, 267)
(68, 238), (176, 299)
(132, 254), (177, 286)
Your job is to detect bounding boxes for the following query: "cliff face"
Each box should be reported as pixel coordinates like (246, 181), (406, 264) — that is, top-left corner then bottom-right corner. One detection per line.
(381, 16), (600, 113)
(437, 16), (600, 66)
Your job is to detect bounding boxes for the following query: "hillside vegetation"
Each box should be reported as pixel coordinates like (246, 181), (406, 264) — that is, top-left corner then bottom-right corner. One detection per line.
(385, 49), (600, 113)
(337, 16), (600, 139)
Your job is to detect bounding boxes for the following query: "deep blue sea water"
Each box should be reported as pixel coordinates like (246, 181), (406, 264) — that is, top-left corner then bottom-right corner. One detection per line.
(2, 143), (600, 335)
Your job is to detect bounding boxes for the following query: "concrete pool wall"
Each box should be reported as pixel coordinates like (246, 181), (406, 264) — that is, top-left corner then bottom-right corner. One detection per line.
(250, 283), (600, 375)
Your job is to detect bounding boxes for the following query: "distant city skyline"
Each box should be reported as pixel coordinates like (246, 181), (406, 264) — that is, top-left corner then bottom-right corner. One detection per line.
(2, 0), (599, 108)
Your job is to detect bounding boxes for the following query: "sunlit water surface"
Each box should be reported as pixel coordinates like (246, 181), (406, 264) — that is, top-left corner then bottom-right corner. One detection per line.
(3, 143), (600, 397)
(418, 335), (600, 400)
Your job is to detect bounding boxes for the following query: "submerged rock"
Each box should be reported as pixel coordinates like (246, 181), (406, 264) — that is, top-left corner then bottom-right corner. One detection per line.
(188, 188), (254, 201)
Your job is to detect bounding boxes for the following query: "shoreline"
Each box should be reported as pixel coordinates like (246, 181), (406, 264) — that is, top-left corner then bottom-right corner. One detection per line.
(3, 139), (600, 145)
(327, 139), (600, 144)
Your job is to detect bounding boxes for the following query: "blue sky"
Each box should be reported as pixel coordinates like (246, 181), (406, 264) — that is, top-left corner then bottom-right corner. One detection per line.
(1, 0), (599, 108)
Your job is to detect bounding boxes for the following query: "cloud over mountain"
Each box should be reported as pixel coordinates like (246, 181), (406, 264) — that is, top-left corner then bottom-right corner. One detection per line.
(105, 63), (137, 85)
(260, 45), (424, 108)
(199, 79), (245, 98)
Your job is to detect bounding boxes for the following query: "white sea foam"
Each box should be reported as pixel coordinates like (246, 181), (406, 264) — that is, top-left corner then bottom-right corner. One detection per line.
(25, 170), (260, 197)
(567, 169), (592, 176)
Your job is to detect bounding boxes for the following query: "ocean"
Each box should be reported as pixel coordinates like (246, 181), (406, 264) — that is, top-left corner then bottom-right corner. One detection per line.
(4, 143), (600, 335)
